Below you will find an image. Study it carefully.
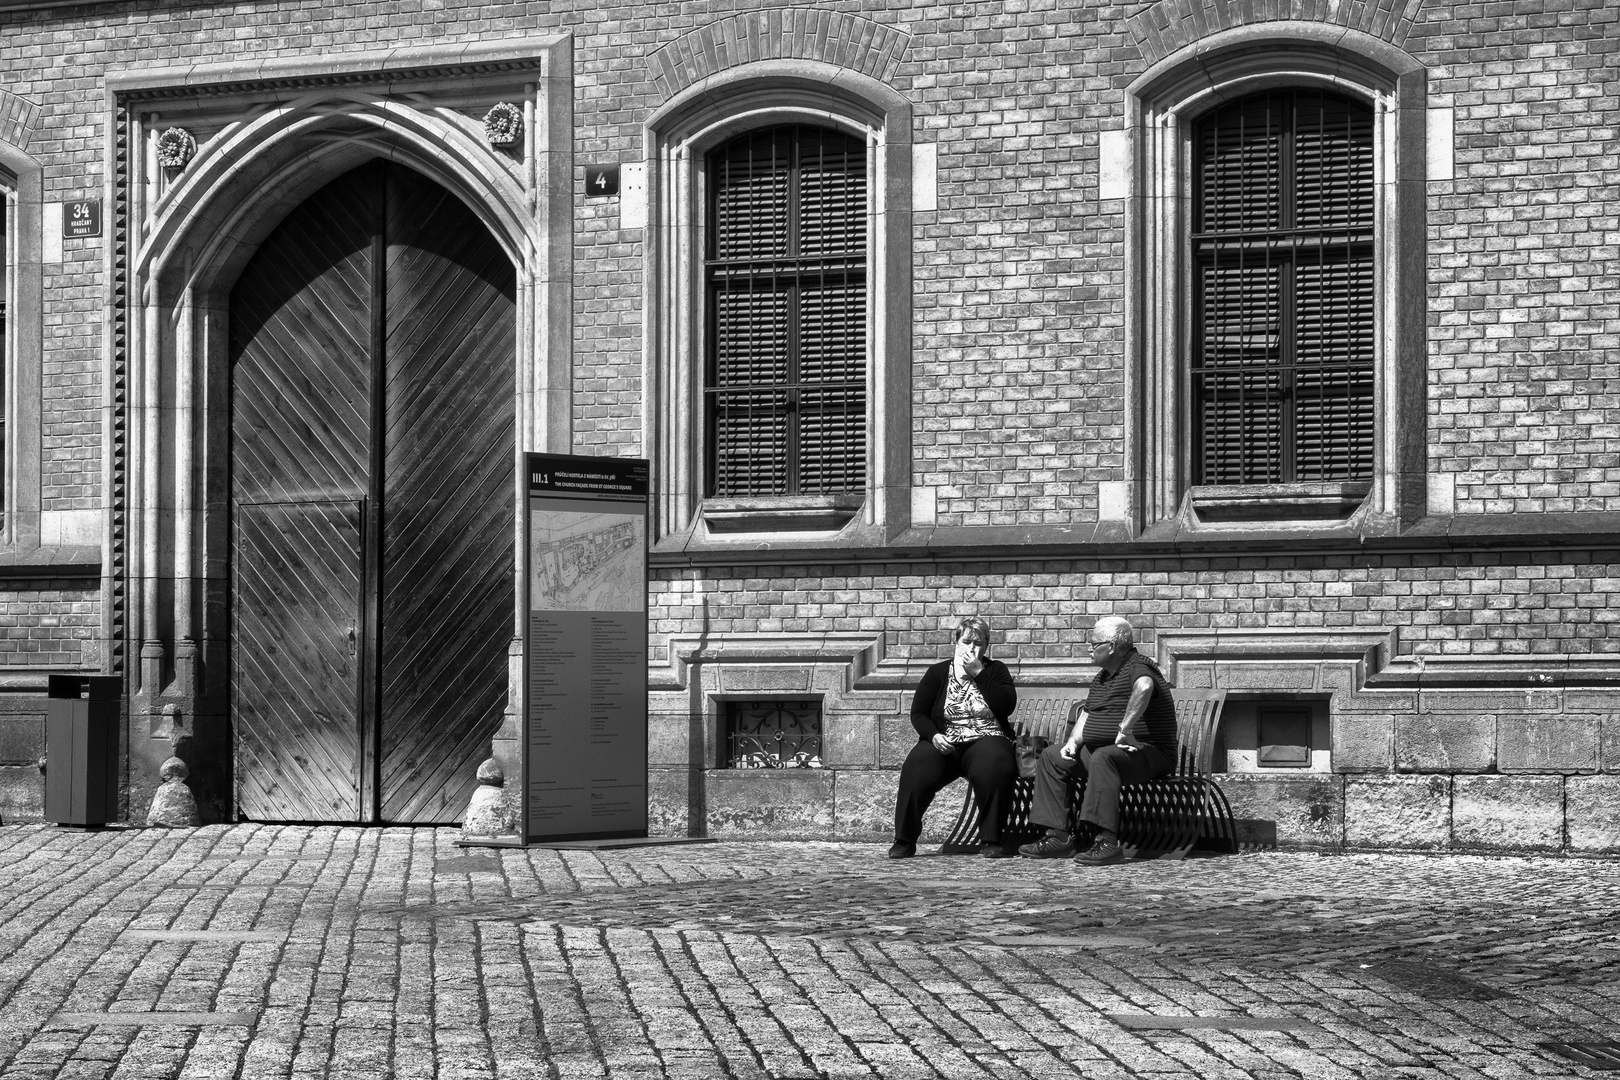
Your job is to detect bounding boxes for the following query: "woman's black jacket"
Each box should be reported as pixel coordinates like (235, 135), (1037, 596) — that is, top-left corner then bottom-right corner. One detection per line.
(909, 658), (1018, 741)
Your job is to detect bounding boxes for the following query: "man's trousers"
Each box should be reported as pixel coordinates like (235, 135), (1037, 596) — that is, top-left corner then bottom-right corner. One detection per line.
(1027, 742), (1173, 836)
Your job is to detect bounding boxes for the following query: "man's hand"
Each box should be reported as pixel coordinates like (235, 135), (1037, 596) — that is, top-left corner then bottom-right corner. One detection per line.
(1112, 676), (1157, 753)
(1059, 737), (1081, 760)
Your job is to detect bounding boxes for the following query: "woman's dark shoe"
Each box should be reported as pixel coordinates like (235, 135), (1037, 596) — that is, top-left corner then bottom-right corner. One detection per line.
(887, 840), (916, 859)
(979, 842), (1016, 859)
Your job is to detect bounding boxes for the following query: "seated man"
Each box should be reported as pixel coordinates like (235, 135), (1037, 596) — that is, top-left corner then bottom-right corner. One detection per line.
(1018, 616), (1177, 866)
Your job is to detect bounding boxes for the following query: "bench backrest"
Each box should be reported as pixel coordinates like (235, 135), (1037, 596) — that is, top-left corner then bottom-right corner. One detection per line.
(1014, 684), (1228, 780)
(1009, 690), (1086, 744)
(1168, 689), (1227, 778)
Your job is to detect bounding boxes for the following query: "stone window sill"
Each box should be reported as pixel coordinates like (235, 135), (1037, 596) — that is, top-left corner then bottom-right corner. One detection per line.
(701, 495), (864, 536)
(1188, 481), (1372, 525)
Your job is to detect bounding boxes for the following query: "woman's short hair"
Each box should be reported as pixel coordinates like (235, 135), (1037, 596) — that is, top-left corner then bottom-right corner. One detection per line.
(952, 616), (993, 654)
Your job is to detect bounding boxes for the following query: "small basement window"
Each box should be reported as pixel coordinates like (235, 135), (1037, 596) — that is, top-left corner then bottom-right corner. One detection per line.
(1219, 697), (1331, 772)
(724, 699), (823, 769)
(1258, 705), (1312, 767)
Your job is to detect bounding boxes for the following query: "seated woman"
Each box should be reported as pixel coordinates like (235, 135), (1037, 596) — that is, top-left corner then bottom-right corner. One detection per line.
(890, 616), (1019, 858)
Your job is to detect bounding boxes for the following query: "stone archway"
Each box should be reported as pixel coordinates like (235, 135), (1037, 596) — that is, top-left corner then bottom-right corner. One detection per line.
(113, 38), (574, 822)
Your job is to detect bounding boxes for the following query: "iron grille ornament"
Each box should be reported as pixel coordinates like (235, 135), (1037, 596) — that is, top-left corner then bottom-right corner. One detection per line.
(726, 699), (823, 769)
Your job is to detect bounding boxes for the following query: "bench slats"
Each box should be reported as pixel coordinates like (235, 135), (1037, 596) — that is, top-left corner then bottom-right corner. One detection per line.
(939, 687), (1233, 860)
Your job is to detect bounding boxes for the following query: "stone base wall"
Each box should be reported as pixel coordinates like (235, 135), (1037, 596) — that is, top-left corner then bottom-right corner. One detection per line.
(0, 695), (47, 823)
(650, 768), (1620, 855)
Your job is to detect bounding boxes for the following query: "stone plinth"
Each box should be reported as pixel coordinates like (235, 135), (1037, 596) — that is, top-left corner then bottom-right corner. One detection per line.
(1215, 774), (1344, 851)
(704, 768), (835, 838)
(1498, 717), (1601, 772)
(830, 769), (895, 840)
(1330, 713), (1393, 771)
(1566, 775), (1620, 854)
(1452, 774), (1563, 851)
(1395, 716), (1495, 772)
(1344, 775), (1451, 850)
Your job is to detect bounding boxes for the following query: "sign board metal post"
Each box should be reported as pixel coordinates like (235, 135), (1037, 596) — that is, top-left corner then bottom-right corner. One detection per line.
(522, 453), (649, 844)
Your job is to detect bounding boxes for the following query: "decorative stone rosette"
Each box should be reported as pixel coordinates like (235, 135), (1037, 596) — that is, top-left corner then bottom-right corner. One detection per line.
(482, 102), (523, 149)
(156, 126), (197, 169)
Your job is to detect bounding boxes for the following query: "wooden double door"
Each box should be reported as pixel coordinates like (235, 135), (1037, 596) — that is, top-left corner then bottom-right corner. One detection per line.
(229, 161), (516, 823)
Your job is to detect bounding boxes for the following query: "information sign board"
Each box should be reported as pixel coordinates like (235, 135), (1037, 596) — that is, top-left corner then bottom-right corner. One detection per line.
(523, 453), (649, 843)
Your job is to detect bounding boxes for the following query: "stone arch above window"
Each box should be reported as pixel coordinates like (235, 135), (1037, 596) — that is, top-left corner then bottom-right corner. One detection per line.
(0, 89), (42, 151)
(1122, 23), (1429, 536)
(644, 61), (913, 547)
(647, 9), (910, 100)
(1126, 0), (1426, 64)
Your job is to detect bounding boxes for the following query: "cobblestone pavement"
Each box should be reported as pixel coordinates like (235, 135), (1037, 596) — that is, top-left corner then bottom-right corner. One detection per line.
(1, 826), (1618, 1078)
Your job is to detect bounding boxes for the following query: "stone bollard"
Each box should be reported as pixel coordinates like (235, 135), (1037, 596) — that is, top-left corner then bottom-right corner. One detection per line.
(146, 757), (201, 828)
(460, 758), (513, 838)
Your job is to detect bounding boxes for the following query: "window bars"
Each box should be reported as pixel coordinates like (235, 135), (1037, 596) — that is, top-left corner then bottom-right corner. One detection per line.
(1192, 89), (1376, 486)
(725, 699), (824, 769)
(705, 125), (867, 498)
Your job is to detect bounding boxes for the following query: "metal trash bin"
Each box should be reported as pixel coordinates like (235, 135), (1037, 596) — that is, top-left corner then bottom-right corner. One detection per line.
(44, 675), (122, 827)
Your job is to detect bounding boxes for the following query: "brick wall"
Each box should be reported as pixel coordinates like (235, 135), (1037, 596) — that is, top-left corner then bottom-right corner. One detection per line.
(1420, 0), (1620, 515)
(0, 0), (1616, 847)
(652, 550), (1620, 658)
(1, 0), (1616, 518)
(0, 586), (99, 668)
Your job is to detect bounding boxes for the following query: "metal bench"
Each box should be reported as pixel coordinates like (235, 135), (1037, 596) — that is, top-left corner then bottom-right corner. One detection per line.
(939, 687), (1236, 860)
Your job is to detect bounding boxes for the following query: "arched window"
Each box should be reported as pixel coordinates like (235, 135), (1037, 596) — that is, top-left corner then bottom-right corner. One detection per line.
(1191, 88), (1376, 486)
(645, 63), (913, 543)
(705, 125), (867, 498)
(1124, 27), (1427, 531)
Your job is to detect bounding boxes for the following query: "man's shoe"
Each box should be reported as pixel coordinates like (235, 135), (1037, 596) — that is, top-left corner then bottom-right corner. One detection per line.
(1072, 837), (1124, 866)
(888, 840), (916, 859)
(980, 842), (1016, 859)
(1017, 833), (1076, 859)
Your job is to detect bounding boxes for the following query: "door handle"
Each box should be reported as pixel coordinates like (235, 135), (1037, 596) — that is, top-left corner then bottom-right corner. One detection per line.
(346, 626), (357, 657)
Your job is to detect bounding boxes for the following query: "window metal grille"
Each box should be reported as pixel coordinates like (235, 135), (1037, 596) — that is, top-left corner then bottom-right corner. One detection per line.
(724, 699), (823, 769)
(1192, 89), (1375, 485)
(705, 125), (867, 498)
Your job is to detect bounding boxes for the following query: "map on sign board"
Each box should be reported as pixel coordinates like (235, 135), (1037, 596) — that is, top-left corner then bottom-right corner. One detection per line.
(530, 511), (646, 612)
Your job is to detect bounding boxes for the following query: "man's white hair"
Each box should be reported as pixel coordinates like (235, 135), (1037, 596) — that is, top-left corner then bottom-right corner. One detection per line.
(1094, 615), (1134, 646)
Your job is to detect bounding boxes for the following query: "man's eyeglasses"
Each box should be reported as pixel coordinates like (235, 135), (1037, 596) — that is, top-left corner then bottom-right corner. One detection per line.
(1088, 641), (1111, 652)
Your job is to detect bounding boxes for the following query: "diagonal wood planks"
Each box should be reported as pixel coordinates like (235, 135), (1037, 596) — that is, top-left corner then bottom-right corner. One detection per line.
(379, 166), (516, 824)
(229, 161), (515, 824)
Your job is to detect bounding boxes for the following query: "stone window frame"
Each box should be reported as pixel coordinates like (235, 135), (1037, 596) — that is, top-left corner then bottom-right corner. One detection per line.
(1124, 23), (1428, 535)
(0, 144), (43, 554)
(644, 62), (913, 548)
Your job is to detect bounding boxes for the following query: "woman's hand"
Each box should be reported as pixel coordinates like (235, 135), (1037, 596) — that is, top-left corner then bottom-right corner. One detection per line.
(931, 734), (953, 753)
(954, 637), (986, 680)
